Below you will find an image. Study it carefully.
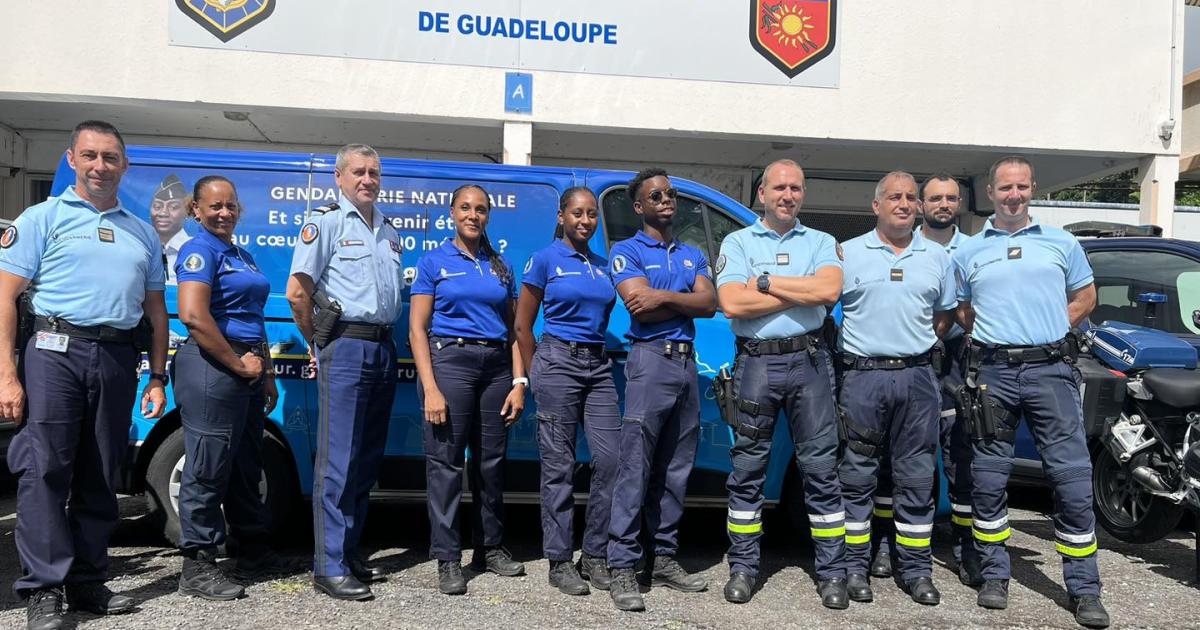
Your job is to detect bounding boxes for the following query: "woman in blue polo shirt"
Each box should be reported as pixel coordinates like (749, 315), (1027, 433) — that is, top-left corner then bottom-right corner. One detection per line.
(514, 187), (617, 596)
(172, 176), (284, 601)
(410, 184), (527, 596)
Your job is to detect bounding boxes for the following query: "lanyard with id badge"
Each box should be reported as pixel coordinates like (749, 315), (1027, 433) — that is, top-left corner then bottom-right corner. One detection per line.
(36, 330), (69, 353)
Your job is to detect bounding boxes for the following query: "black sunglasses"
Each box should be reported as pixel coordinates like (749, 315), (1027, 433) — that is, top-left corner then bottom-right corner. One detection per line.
(646, 188), (678, 203)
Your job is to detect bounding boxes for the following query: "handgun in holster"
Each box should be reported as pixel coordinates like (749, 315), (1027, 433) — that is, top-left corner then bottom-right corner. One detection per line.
(930, 340), (946, 378)
(15, 291), (33, 350)
(310, 290), (343, 350)
(714, 366), (738, 428)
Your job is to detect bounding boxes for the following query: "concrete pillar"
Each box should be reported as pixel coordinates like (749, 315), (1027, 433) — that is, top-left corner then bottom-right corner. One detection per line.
(1138, 154), (1179, 236)
(502, 121), (532, 166)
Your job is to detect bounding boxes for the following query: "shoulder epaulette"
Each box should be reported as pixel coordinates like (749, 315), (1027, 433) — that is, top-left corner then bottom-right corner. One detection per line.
(311, 202), (339, 215)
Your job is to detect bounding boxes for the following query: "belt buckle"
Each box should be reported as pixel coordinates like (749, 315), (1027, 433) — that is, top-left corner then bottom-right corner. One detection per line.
(455, 337), (465, 347)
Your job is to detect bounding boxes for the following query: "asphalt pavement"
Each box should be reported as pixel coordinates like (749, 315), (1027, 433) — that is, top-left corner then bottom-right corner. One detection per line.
(0, 476), (1196, 630)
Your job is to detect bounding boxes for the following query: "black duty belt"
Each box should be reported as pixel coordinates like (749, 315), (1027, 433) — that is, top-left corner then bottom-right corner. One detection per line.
(975, 338), (1069, 365)
(228, 338), (268, 357)
(842, 352), (931, 371)
(736, 334), (818, 357)
(543, 334), (606, 357)
(182, 336), (266, 357)
(634, 339), (693, 357)
(34, 316), (133, 344)
(433, 336), (505, 348)
(333, 321), (393, 343)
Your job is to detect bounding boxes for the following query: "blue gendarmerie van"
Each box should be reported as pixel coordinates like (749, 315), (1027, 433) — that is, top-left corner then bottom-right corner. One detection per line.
(48, 145), (822, 542)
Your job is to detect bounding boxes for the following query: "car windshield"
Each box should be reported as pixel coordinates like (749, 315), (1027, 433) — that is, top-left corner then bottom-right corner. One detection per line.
(1088, 248), (1200, 335)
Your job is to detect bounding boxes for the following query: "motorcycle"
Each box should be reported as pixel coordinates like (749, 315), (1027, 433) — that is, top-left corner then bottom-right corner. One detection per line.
(1085, 303), (1200, 544)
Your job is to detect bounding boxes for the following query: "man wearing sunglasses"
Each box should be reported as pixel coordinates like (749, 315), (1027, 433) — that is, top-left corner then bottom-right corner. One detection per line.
(606, 168), (717, 612)
(714, 159), (849, 608)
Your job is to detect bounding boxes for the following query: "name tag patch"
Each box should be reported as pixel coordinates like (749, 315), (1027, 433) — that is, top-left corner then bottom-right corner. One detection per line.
(339, 239), (364, 247)
(35, 331), (69, 353)
(97, 227), (115, 243)
(1007, 246), (1022, 260)
(776, 253), (790, 266)
(890, 268), (904, 282)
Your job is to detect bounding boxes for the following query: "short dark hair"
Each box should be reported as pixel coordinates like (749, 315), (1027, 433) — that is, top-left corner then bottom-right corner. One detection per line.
(988, 156), (1035, 186)
(627, 167), (669, 203)
(69, 120), (126, 153)
(919, 172), (959, 199)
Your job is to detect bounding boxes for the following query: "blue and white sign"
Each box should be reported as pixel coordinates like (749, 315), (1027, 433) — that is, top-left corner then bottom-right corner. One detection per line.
(168, 0), (840, 88)
(505, 72), (533, 113)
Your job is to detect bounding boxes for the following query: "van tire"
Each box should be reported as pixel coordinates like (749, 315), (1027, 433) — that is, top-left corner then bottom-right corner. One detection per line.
(145, 427), (299, 546)
(1091, 441), (1183, 544)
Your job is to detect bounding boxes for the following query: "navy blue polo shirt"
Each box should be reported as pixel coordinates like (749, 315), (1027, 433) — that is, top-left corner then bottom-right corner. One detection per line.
(522, 240), (615, 344)
(609, 231), (711, 342)
(175, 228), (270, 343)
(412, 240), (517, 341)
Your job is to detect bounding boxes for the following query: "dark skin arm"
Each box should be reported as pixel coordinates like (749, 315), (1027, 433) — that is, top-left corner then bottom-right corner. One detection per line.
(408, 294), (446, 425)
(617, 275), (717, 322)
(178, 281), (264, 380)
(934, 310), (954, 339)
(514, 285), (542, 378)
(956, 301), (976, 335)
(501, 298), (526, 426)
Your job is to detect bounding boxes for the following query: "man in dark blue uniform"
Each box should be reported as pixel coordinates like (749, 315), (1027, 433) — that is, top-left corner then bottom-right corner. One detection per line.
(606, 168), (717, 612)
(716, 159), (849, 608)
(0, 121), (169, 630)
(952, 156), (1109, 628)
(287, 143), (403, 601)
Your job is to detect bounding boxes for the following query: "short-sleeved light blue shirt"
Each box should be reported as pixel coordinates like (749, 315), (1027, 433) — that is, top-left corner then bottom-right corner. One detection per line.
(920, 225), (969, 340)
(952, 218), (1093, 346)
(289, 194), (404, 325)
(840, 230), (956, 357)
(716, 218), (840, 339)
(609, 231), (710, 342)
(0, 186), (165, 328)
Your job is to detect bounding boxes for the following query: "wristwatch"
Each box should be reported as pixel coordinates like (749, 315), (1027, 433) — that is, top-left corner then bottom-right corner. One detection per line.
(756, 273), (771, 294)
(148, 372), (169, 386)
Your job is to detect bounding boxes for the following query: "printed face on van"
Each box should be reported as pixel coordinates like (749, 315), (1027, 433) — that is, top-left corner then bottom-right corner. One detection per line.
(335, 153), (382, 209)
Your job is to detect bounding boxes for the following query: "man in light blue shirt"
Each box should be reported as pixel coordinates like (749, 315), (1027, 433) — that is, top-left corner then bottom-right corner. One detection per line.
(951, 156), (1107, 628)
(287, 144), (403, 601)
(870, 173), (977, 584)
(716, 159), (848, 609)
(836, 171), (955, 606)
(0, 121), (169, 629)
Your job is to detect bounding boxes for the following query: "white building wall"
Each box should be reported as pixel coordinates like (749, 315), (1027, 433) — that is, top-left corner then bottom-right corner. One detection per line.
(0, 1), (1181, 158)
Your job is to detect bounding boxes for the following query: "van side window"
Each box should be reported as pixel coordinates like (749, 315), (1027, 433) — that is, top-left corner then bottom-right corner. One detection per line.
(1087, 249), (1200, 335)
(600, 186), (745, 271)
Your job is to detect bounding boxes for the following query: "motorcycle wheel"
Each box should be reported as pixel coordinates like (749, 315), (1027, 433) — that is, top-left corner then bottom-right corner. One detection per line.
(1091, 441), (1184, 544)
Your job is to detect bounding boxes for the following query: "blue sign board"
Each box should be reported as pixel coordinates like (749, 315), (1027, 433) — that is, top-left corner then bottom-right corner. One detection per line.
(505, 72), (533, 114)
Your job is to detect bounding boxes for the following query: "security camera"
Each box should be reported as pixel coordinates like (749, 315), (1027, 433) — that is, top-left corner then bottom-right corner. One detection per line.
(1159, 119), (1176, 143)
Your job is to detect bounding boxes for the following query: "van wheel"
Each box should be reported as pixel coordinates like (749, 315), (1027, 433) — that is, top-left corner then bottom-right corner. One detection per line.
(145, 428), (299, 546)
(1091, 441), (1183, 544)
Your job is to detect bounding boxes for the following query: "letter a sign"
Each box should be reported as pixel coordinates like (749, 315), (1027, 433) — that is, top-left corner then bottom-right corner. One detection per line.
(749, 0), (837, 78)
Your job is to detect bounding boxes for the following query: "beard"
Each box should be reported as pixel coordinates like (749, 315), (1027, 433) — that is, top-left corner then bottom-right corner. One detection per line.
(922, 214), (956, 230)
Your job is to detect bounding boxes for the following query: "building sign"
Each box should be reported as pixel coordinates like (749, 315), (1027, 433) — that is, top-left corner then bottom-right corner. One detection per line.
(168, 0), (840, 88)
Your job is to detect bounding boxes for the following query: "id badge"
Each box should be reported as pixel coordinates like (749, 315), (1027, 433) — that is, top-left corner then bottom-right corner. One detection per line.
(35, 331), (69, 353)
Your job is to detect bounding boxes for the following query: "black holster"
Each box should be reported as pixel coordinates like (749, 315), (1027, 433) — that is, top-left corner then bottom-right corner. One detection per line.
(15, 291), (33, 350)
(714, 366), (738, 427)
(132, 316), (154, 352)
(311, 290), (343, 349)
